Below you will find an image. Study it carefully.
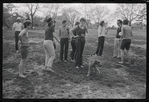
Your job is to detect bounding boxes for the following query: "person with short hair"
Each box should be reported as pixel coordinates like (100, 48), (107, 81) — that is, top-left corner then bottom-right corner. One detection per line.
(12, 17), (24, 52)
(59, 20), (70, 62)
(94, 21), (108, 56)
(113, 19), (122, 58)
(18, 20), (31, 78)
(70, 21), (80, 61)
(119, 19), (132, 64)
(43, 17), (60, 72)
(71, 18), (88, 68)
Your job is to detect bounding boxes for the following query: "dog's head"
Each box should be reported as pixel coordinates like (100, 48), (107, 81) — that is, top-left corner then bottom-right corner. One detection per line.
(94, 60), (102, 67)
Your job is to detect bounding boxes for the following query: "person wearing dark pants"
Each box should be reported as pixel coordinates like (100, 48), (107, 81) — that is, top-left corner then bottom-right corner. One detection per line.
(95, 21), (108, 56)
(70, 21), (80, 61)
(95, 36), (105, 56)
(75, 37), (85, 67)
(12, 17), (23, 52)
(71, 18), (88, 68)
(59, 20), (70, 62)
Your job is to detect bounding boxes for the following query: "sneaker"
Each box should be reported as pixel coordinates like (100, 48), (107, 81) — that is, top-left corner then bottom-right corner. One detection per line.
(19, 74), (26, 78)
(46, 67), (55, 73)
(118, 61), (124, 64)
(16, 50), (19, 53)
(59, 60), (63, 62)
(76, 66), (79, 69)
(80, 65), (84, 68)
(117, 57), (121, 59)
(113, 56), (117, 58)
(64, 60), (67, 62)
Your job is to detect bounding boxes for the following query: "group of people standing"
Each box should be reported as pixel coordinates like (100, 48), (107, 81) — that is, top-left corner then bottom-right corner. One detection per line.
(12, 16), (132, 78)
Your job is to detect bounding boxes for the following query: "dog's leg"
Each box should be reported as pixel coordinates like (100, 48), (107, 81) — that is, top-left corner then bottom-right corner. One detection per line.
(95, 66), (100, 75)
(87, 65), (91, 76)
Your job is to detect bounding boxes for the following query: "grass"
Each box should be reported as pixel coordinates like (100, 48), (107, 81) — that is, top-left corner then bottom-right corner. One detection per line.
(3, 28), (146, 99)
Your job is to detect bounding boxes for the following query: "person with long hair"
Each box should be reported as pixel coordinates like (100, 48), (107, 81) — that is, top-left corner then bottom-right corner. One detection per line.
(94, 21), (108, 56)
(12, 17), (24, 52)
(43, 17), (60, 72)
(18, 20), (31, 77)
(119, 19), (132, 64)
(71, 18), (88, 68)
(70, 21), (80, 61)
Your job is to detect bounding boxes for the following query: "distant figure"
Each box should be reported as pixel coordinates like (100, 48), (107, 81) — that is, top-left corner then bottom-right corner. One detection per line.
(12, 17), (23, 52)
(94, 21), (108, 56)
(113, 19), (122, 59)
(43, 17), (60, 72)
(59, 20), (70, 62)
(18, 21), (31, 78)
(70, 21), (80, 61)
(118, 19), (132, 64)
(71, 18), (88, 68)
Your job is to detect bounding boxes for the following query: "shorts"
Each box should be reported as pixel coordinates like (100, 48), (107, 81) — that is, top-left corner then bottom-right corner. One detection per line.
(120, 39), (131, 50)
(20, 46), (28, 59)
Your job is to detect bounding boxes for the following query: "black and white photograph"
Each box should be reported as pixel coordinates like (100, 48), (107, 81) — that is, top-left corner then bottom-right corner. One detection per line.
(2, 3), (146, 99)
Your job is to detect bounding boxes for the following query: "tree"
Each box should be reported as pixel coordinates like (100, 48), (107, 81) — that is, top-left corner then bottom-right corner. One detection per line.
(5, 3), (16, 14)
(26, 3), (39, 28)
(3, 6), (12, 28)
(62, 7), (80, 27)
(90, 5), (110, 28)
(42, 3), (62, 20)
(114, 4), (145, 26)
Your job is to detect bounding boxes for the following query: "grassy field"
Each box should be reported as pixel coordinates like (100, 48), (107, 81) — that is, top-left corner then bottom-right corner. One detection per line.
(3, 28), (146, 99)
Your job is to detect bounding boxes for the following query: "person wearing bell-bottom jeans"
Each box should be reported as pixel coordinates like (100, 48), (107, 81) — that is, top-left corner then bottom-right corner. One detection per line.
(113, 19), (122, 59)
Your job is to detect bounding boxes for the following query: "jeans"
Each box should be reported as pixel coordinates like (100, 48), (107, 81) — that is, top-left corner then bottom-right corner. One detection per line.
(70, 38), (76, 60)
(60, 38), (69, 61)
(43, 40), (55, 67)
(95, 36), (105, 56)
(75, 37), (85, 66)
(15, 31), (21, 51)
(113, 38), (121, 57)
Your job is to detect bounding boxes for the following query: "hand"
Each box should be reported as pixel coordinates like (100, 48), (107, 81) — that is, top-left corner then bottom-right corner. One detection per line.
(81, 34), (85, 37)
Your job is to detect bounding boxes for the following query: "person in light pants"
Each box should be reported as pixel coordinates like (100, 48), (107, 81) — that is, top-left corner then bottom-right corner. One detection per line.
(43, 17), (60, 72)
(113, 19), (122, 59)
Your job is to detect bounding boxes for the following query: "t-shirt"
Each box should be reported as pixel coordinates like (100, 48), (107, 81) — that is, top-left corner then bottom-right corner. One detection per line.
(13, 22), (23, 31)
(45, 26), (55, 41)
(71, 26), (88, 38)
(19, 29), (29, 46)
(116, 26), (122, 38)
(121, 25), (132, 39)
(98, 26), (107, 37)
(59, 26), (69, 38)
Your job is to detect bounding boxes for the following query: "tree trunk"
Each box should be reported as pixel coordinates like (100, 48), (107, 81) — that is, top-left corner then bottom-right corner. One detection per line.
(31, 15), (33, 29)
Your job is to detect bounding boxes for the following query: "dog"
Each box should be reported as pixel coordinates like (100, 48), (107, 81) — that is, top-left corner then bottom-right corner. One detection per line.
(87, 54), (102, 76)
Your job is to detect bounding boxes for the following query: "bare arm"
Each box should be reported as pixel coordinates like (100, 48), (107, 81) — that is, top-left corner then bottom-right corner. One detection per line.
(53, 33), (60, 44)
(18, 30), (25, 44)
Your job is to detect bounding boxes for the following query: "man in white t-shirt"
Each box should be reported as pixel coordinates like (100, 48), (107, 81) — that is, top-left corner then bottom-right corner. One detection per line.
(12, 17), (23, 52)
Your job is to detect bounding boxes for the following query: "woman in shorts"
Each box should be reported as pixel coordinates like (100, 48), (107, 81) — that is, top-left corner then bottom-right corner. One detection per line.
(18, 20), (31, 77)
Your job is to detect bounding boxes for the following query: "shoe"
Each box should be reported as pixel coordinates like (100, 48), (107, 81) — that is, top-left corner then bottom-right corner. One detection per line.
(76, 66), (79, 69)
(113, 56), (117, 58)
(59, 60), (63, 62)
(118, 61), (124, 64)
(16, 50), (19, 53)
(117, 57), (121, 59)
(64, 60), (67, 62)
(80, 65), (84, 68)
(19, 74), (26, 78)
(46, 66), (55, 73)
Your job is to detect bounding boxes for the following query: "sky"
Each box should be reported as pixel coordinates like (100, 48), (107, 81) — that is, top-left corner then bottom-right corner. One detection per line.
(5, 3), (122, 26)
